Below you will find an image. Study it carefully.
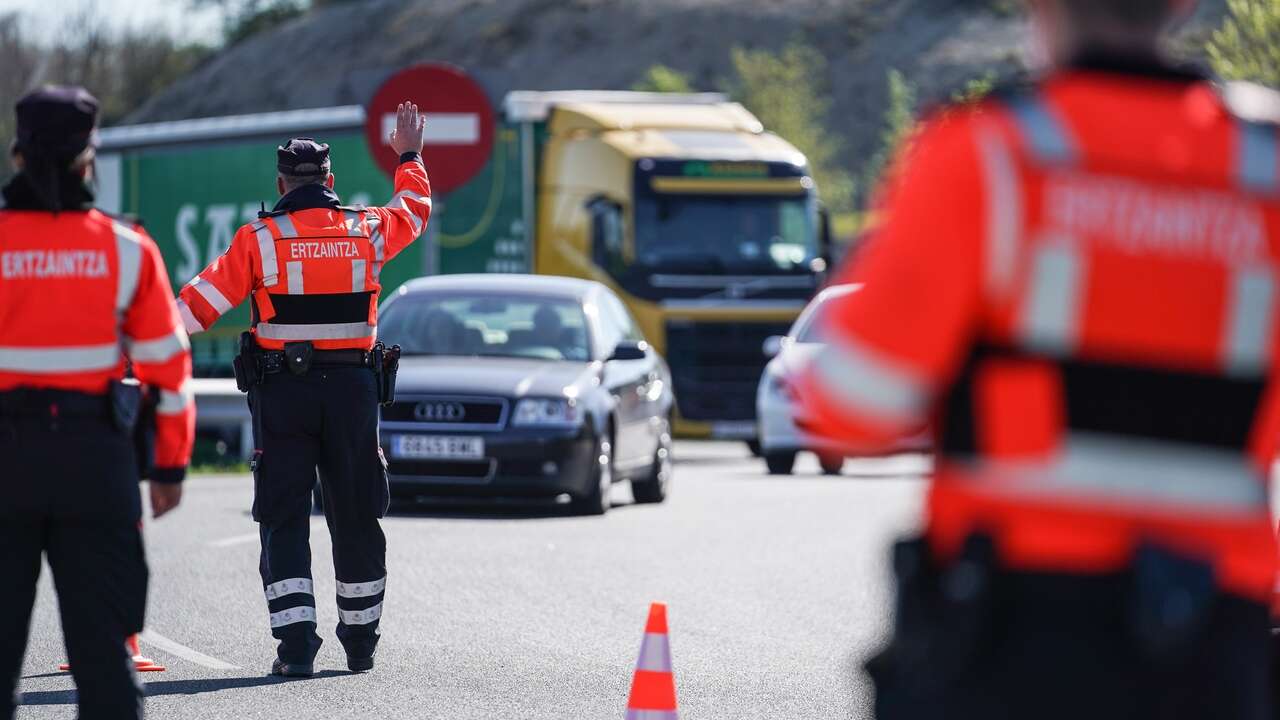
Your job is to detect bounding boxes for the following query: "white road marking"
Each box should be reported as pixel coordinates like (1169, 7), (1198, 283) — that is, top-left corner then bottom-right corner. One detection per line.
(208, 532), (258, 549)
(140, 630), (240, 671)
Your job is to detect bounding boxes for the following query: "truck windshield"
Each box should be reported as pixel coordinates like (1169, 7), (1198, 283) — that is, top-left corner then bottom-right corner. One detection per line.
(634, 194), (816, 274)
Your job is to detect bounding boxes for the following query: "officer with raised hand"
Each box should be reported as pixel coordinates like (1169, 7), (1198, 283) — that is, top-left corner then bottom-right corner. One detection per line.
(800, 1), (1280, 717)
(0, 86), (194, 720)
(176, 102), (430, 677)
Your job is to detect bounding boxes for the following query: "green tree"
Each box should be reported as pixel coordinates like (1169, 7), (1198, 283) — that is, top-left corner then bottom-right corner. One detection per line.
(1207, 0), (1280, 87)
(859, 68), (917, 205)
(631, 65), (696, 94)
(952, 72), (997, 104)
(727, 42), (855, 212)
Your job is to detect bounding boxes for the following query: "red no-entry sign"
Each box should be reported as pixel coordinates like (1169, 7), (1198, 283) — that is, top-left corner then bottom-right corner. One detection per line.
(364, 63), (495, 195)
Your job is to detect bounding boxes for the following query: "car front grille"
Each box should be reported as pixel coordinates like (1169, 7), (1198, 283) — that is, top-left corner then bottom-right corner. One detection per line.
(381, 396), (508, 429)
(664, 320), (791, 422)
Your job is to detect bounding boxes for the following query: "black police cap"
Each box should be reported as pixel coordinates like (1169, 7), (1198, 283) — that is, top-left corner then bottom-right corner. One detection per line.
(14, 85), (100, 158)
(277, 137), (332, 176)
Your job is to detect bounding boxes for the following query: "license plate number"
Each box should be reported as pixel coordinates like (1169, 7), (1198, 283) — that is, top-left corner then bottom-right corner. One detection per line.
(392, 435), (485, 460)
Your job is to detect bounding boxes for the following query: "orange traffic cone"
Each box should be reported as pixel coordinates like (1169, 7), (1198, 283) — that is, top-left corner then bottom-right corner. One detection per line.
(58, 634), (165, 673)
(625, 602), (678, 719)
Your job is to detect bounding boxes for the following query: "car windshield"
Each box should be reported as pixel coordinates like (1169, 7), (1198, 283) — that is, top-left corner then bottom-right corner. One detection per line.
(634, 194), (816, 275)
(380, 293), (591, 362)
(792, 286), (859, 343)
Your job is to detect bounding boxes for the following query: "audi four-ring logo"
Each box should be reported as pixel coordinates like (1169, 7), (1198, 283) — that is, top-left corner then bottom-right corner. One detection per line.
(415, 401), (467, 422)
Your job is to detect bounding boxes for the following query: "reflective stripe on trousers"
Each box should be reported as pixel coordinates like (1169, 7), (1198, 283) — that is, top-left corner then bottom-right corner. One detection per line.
(960, 432), (1267, 515)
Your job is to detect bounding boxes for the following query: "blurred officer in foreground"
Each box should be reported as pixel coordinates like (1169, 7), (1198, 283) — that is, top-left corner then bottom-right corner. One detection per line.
(176, 102), (431, 677)
(801, 1), (1280, 717)
(0, 86), (194, 719)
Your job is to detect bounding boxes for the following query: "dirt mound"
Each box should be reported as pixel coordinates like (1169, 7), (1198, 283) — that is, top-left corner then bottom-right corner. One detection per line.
(126, 0), (1226, 167)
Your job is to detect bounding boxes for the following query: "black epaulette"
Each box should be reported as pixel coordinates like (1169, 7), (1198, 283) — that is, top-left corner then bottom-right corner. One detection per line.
(100, 209), (145, 228)
(1220, 81), (1280, 126)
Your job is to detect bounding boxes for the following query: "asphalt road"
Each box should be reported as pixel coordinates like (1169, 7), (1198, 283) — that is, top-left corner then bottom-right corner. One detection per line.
(15, 442), (927, 719)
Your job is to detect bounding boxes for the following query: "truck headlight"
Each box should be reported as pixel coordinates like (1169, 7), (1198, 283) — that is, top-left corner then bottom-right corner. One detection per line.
(512, 398), (582, 427)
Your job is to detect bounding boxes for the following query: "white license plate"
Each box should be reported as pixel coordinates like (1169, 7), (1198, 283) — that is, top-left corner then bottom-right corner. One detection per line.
(710, 421), (757, 439)
(392, 435), (485, 460)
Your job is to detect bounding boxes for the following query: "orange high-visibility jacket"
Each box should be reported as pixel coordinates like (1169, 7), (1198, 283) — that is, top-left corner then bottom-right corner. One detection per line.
(802, 67), (1280, 602)
(0, 210), (195, 479)
(176, 158), (432, 350)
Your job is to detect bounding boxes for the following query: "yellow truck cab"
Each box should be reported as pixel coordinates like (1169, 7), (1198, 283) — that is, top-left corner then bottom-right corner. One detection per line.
(504, 91), (830, 440)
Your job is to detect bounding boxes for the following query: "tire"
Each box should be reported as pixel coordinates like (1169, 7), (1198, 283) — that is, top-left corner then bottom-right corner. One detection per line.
(818, 453), (844, 476)
(632, 419), (672, 504)
(573, 434), (613, 516)
(746, 439), (763, 457)
(765, 451), (797, 475)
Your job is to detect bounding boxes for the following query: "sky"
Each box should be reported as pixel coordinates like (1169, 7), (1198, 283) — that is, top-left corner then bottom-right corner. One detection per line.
(0, 0), (223, 42)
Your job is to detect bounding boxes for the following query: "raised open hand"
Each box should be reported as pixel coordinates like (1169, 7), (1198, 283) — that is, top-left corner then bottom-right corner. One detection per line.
(388, 101), (427, 157)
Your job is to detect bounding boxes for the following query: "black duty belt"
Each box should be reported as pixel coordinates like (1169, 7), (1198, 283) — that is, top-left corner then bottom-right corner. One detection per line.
(260, 348), (372, 375)
(0, 388), (110, 419)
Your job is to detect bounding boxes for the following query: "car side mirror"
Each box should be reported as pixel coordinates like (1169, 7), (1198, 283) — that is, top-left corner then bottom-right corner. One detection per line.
(762, 335), (788, 358)
(607, 340), (648, 362)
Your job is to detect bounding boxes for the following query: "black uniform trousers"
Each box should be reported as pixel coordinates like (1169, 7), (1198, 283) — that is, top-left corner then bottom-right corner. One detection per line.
(249, 366), (389, 665)
(0, 412), (146, 720)
(869, 536), (1272, 720)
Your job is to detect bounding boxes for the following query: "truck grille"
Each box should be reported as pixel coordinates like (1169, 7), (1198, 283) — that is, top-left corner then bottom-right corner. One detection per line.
(664, 320), (791, 422)
(381, 396), (507, 429)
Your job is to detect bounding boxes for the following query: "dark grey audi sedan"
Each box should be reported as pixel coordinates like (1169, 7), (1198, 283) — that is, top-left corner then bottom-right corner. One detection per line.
(374, 274), (675, 514)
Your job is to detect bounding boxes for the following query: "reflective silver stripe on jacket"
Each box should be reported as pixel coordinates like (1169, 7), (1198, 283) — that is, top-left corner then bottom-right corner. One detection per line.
(336, 576), (385, 598)
(255, 321), (374, 341)
(970, 433), (1267, 515)
(252, 221), (279, 288)
(1007, 93), (1079, 166)
(626, 711), (679, 720)
(265, 577), (314, 601)
(343, 210), (366, 237)
(157, 382), (194, 415)
(125, 328), (189, 364)
(338, 603), (382, 626)
(391, 190), (429, 233)
(1018, 240), (1084, 355)
(272, 214), (297, 239)
(113, 222), (143, 314)
(0, 344), (120, 373)
(269, 605), (316, 628)
(975, 125), (1022, 296)
(811, 334), (929, 425)
(368, 217), (385, 263)
(285, 261), (305, 294)
(634, 633), (672, 672)
(1223, 267), (1276, 375)
(351, 259), (367, 292)
(176, 299), (203, 334)
(190, 277), (233, 315)
(1237, 120), (1279, 196)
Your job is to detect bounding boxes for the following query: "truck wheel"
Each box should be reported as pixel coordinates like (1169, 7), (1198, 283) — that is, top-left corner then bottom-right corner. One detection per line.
(765, 451), (796, 475)
(746, 439), (763, 457)
(632, 422), (672, 504)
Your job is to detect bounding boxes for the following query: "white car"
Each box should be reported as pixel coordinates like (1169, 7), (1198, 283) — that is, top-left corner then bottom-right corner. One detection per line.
(755, 284), (926, 475)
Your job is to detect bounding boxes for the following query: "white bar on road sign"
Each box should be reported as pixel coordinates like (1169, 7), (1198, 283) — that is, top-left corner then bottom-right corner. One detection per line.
(382, 113), (480, 146)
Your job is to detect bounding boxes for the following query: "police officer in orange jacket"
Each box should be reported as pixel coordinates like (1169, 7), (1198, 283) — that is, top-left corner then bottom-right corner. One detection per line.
(799, 1), (1280, 717)
(176, 102), (431, 677)
(0, 87), (194, 720)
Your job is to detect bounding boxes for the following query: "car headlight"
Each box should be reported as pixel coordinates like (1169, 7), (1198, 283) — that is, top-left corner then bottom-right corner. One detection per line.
(512, 398), (582, 427)
(766, 372), (798, 401)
